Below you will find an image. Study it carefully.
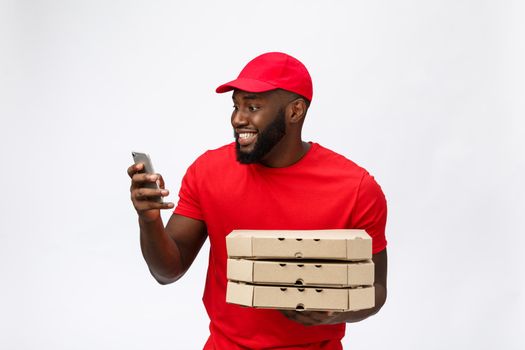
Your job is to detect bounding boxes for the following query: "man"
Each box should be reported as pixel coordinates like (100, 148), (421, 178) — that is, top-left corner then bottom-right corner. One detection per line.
(128, 52), (388, 350)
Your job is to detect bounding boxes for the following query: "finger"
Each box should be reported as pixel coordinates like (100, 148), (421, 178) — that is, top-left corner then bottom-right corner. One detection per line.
(135, 201), (175, 213)
(141, 201), (175, 210)
(306, 311), (339, 325)
(292, 313), (319, 326)
(279, 310), (315, 325)
(131, 173), (158, 189)
(132, 189), (172, 211)
(304, 311), (335, 322)
(132, 187), (168, 201)
(283, 310), (325, 318)
(127, 163), (144, 178)
(279, 310), (333, 326)
(157, 174), (166, 190)
(132, 194), (175, 209)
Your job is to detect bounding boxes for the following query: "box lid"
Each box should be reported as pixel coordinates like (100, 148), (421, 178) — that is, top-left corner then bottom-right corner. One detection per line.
(226, 281), (375, 312)
(226, 229), (372, 260)
(227, 258), (374, 287)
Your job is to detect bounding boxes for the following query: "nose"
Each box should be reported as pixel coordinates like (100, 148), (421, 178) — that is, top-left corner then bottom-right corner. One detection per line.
(231, 109), (248, 128)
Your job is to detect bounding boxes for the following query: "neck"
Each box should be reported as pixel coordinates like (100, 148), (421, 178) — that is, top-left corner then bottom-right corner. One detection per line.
(259, 138), (311, 168)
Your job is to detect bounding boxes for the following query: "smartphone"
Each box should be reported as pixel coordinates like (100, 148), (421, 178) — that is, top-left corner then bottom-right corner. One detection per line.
(131, 151), (163, 203)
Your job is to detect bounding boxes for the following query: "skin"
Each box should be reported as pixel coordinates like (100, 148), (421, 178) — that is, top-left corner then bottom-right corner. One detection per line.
(231, 89), (311, 167)
(128, 89), (387, 326)
(234, 106), (286, 164)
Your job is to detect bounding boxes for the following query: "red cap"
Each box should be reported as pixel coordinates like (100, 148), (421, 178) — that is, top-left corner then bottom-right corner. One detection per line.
(216, 52), (313, 101)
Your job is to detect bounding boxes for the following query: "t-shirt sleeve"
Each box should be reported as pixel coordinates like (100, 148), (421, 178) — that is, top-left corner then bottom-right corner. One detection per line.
(352, 173), (388, 254)
(174, 161), (205, 221)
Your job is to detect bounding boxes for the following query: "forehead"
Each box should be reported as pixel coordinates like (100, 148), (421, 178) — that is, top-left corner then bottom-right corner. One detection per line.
(232, 89), (279, 102)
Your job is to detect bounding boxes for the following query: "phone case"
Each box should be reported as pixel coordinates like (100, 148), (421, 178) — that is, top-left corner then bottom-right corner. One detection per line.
(132, 151), (163, 203)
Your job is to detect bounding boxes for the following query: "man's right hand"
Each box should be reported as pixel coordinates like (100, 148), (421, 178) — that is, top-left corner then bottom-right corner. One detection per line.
(128, 163), (175, 223)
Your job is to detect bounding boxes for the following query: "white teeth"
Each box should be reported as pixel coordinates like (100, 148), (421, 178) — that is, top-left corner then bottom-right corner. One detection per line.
(239, 133), (255, 139)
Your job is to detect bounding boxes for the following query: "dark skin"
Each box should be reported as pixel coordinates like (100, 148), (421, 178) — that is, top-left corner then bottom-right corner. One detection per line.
(232, 89), (311, 167)
(128, 89), (387, 325)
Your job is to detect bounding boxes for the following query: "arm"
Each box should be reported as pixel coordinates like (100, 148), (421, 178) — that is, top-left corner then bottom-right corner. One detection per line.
(128, 163), (207, 285)
(281, 173), (388, 326)
(328, 248), (387, 323)
(333, 172), (388, 322)
(279, 248), (387, 326)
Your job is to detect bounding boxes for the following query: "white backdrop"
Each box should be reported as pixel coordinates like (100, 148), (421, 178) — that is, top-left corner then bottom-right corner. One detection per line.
(1, 1), (524, 349)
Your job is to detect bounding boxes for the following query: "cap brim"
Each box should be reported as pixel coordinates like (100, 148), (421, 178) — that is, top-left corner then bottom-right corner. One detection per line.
(216, 78), (278, 94)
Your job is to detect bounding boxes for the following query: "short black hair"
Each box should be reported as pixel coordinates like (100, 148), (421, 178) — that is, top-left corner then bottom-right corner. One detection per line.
(279, 89), (311, 109)
(293, 93), (311, 109)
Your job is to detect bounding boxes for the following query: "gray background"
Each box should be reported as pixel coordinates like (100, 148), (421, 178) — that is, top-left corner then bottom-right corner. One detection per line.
(1, 0), (524, 349)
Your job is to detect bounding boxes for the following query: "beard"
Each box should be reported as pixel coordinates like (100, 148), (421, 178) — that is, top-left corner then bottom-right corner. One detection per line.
(235, 108), (286, 164)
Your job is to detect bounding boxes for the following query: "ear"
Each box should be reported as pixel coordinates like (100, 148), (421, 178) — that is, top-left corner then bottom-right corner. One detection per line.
(287, 99), (307, 124)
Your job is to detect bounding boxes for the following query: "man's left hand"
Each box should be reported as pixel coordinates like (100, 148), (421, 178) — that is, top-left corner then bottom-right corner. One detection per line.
(279, 310), (341, 326)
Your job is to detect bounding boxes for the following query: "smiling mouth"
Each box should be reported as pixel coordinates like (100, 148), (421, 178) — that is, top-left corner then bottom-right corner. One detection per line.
(237, 132), (257, 147)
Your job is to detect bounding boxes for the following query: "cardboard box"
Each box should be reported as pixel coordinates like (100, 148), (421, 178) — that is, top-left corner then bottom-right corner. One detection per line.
(226, 229), (372, 261)
(227, 258), (374, 287)
(226, 281), (375, 311)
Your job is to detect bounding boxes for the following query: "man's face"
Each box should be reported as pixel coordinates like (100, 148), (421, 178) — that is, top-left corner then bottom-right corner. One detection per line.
(231, 90), (287, 164)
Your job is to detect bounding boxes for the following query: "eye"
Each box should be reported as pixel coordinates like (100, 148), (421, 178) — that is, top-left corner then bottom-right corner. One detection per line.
(248, 105), (260, 112)
(232, 105), (239, 111)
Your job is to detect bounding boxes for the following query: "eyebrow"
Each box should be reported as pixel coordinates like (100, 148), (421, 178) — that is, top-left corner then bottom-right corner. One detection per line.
(232, 93), (260, 101)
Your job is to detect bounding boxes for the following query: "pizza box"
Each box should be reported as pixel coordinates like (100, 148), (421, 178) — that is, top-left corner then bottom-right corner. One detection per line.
(226, 229), (372, 261)
(227, 258), (374, 287)
(226, 281), (375, 311)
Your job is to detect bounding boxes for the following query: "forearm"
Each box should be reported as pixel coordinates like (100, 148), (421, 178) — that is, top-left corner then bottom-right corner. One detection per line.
(331, 283), (387, 324)
(335, 248), (389, 324)
(139, 216), (184, 284)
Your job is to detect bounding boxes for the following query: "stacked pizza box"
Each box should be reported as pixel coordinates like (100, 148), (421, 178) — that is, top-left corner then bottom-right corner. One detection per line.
(225, 229), (375, 312)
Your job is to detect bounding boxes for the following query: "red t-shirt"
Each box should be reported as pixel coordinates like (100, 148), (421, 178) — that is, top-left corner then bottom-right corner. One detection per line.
(175, 142), (387, 350)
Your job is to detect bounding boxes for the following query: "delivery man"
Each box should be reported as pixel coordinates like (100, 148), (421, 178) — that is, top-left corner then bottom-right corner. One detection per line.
(128, 52), (388, 350)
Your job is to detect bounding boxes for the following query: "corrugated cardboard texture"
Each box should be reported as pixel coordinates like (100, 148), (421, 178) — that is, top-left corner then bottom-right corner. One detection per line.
(227, 259), (374, 286)
(226, 281), (375, 311)
(226, 229), (372, 260)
